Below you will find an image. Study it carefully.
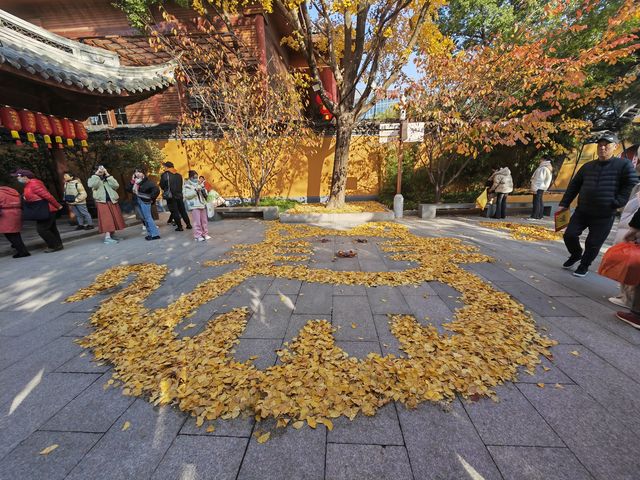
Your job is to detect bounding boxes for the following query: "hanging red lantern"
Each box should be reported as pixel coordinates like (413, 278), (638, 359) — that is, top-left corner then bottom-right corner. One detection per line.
(35, 113), (53, 149)
(61, 118), (75, 147)
(18, 110), (38, 148)
(314, 94), (333, 121)
(49, 116), (65, 149)
(0, 107), (23, 145)
(73, 121), (89, 152)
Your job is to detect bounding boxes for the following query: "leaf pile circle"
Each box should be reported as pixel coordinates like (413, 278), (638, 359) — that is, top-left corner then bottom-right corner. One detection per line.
(66, 222), (554, 430)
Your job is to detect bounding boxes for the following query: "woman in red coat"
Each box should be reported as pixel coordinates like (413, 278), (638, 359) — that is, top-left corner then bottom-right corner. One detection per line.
(12, 169), (63, 253)
(0, 185), (30, 258)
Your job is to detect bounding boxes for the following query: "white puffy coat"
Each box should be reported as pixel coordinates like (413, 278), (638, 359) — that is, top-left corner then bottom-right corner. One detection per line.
(183, 180), (208, 211)
(531, 161), (553, 192)
(491, 168), (514, 194)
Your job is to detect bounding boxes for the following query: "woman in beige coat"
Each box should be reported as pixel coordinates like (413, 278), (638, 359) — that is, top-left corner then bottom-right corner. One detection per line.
(63, 172), (94, 230)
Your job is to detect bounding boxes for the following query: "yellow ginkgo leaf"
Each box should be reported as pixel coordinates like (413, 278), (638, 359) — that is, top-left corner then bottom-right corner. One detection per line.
(537, 383), (545, 388)
(351, 323), (357, 329)
(257, 432), (270, 443)
(122, 421), (131, 431)
(206, 425), (215, 433)
(39, 444), (59, 455)
(570, 350), (580, 356)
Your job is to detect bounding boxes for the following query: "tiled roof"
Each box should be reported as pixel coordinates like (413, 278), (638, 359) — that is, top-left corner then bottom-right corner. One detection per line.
(0, 8), (175, 95)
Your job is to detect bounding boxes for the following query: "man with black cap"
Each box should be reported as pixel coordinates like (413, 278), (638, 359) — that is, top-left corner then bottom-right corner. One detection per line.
(159, 161), (192, 231)
(558, 132), (638, 277)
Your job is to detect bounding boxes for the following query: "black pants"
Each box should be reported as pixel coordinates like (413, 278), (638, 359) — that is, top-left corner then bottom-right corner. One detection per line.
(493, 193), (508, 219)
(4, 232), (29, 255)
(531, 189), (545, 219)
(563, 210), (615, 267)
(167, 198), (191, 228)
(36, 214), (63, 249)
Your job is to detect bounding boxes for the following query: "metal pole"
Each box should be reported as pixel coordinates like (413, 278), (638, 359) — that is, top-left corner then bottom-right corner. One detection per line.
(396, 124), (403, 194)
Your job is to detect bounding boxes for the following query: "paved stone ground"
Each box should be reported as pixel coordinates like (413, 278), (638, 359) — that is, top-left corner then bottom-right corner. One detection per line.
(1, 215), (640, 480)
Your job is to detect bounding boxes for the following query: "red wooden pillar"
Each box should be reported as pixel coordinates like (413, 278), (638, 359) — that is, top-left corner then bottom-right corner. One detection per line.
(254, 14), (268, 73)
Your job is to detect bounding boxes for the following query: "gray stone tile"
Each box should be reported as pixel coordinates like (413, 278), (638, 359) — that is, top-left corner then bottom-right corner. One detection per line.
(366, 286), (412, 315)
(228, 276), (274, 297)
(518, 383), (640, 479)
(242, 295), (295, 339)
(429, 282), (464, 311)
(295, 283), (333, 314)
(403, 295), (454, 333)
(42, 372), (134, 433)
(532, 315), (581, 345)
(546, 344), (640, 434)
(151, 435), (246, 480)
(180, 414), (255, 438)
(333, 296), (377, 341)
(555, 296), (640, 345)
(514, 356), (573, 385)
(54, 351), (111, 374)
(267, 279), (302, 295)
(237, 418), (325, 480)
(466, 262), (519, 282)
(506, 269), (580, 297)
(0, 372), (99, 459)
(333, 284), (367, 296)
(489, 446), (593, 480)
(234, 338), (281, 369)
(358, 261), (388, 272)
(284, 314), (330, 344)
(325, 443), (413, 480)
(544, 316), (640, 383)
(335, 340), (381, 359)
(65, 399), (186, 480)
(494, 282), (581, 317)
(0, 337), (84, 407)
(398, 400), (502, 480)
(0, 431), (101, 480)
(327, 403), (403, 446)
(398, 282), (437, 297)
(463, 383), (563, 446)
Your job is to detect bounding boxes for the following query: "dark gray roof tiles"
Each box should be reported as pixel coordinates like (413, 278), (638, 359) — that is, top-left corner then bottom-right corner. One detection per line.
(0, 25), (176, 96)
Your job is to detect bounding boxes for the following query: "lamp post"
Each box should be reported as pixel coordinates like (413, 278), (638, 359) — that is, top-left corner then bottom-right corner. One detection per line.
(393, 93), (406, 219)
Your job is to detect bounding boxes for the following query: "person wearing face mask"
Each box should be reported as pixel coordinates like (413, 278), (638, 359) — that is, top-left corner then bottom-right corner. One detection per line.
(558, 132), (639, 277)
(11, 169), (63, 253)
(87, 164), (126, 245)
(63, 172), (93, 230)
(129, 168), (161, 241)
(183, 170), (210, 242)
(0, 184), (30, 258)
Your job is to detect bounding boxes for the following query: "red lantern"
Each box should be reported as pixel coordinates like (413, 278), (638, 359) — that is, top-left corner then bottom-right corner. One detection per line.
(0, 106), (23, 145)
(35, 113), (53, 149)
(49, 116), (65, 149)
(73, 121), (89, 152)
(18, 110), (38, 148)
(314, 94), (333, 121)
(61, 118), (75, 147)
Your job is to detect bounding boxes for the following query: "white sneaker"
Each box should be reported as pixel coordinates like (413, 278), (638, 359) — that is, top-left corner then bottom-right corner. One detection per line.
(204, 235), (211, 240)
(142, 225), (147, 232)
(196, 237), (205, 242)
(608, 296), (630, 309)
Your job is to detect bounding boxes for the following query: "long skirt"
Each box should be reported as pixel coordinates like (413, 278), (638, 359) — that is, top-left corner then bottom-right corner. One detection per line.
(96, 202), (126, 233)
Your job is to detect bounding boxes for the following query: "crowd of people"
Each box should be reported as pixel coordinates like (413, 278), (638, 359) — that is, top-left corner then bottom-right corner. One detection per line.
(0, 161), (220, 257)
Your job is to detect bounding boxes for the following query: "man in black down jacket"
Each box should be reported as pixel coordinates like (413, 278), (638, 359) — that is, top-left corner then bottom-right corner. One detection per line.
(558, 132), (638, 277)
(614, 210), (640, 329)
(159, 161), (192, 231)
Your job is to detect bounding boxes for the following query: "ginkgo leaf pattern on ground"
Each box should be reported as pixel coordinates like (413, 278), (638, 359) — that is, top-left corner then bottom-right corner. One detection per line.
(479, 221), (563, 242)
(66, 222), (554, 431)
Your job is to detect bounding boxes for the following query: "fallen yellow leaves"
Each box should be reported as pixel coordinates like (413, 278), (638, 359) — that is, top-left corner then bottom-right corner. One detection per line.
(479, 221), (563, 242)
(66, 221), (555, 440)
(39, 444), (59, 455)
(121, 421), (131, 431)
(286, 201), (389, 214)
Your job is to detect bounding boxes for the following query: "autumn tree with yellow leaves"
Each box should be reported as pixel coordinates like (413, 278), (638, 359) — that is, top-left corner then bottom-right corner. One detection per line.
(407, 0), (639, 202)
(118, 0), (450, 208)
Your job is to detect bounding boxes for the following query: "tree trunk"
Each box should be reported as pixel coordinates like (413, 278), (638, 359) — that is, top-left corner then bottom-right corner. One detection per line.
(251, 187), (262, 206)
(327, 115), (354, 208)
(434, 182), (442, 204)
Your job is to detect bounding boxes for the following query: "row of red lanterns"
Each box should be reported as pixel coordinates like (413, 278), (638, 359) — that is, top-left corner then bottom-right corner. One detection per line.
(0, 106), (89, 152)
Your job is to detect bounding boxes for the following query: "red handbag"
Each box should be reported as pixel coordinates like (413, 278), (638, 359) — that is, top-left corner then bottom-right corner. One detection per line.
(598, 242), (640, 285)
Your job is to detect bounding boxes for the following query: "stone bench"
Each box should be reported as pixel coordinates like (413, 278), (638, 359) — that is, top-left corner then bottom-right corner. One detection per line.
(211, 206), (279, 221)
(418, 203), (478, 219)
